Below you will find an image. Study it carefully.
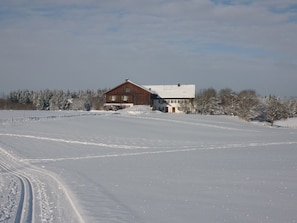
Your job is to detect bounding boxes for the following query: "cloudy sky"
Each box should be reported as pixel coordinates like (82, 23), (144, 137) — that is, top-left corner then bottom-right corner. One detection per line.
(1, 0), (297, 97)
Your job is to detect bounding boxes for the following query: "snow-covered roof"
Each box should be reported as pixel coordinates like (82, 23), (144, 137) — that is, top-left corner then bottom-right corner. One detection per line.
(144, 84), (195, 99)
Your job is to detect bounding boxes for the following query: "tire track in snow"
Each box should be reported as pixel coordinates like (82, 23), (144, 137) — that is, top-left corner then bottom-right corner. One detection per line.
(24, 141), (297, 163)
(0, 133), (148, 149)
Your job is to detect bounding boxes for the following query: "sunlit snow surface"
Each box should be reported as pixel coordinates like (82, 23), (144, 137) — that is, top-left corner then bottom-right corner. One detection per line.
(0, 107), (297, 223)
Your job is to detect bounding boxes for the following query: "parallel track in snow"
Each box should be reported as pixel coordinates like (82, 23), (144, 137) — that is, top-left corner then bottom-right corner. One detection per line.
(14, 176), (33, 223)
(0, 145), (86, 223)
(0, 157), (34, 223)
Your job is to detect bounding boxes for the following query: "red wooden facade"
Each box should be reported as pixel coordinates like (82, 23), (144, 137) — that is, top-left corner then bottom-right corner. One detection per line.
(105, 80), (155, 108)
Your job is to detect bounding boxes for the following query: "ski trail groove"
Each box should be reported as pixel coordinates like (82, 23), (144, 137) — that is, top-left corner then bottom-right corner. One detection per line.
(0, 146), (85, 223)
(0, 158), (34, 223)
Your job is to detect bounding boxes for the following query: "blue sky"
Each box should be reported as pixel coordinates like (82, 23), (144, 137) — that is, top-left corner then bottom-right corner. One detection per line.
(1, 0), (297, 97)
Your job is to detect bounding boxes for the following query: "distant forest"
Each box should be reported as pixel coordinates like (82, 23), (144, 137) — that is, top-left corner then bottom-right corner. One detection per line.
(0, 89), (107, 111)
(1, 88), (296, 126)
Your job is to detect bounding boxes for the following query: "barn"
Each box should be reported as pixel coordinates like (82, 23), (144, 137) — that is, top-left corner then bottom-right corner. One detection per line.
(104, 79), (195, 113)
(104, 79), (157, 110)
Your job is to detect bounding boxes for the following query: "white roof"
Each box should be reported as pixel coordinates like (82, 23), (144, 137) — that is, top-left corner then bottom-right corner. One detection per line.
(144, 84), (195, 99)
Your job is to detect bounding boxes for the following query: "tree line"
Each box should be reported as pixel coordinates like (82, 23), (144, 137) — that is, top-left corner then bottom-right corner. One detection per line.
(189, 88), (297, 126)
(1, 88), (296, 126)
(1, 89), (107, 111)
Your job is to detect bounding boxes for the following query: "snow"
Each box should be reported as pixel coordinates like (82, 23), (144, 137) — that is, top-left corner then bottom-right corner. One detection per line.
(275, 117), (297, 129)
(117, 105), (162, 115)
(144, 84), (195, 98)
(250, 117), (297, 129)
(1, 108), (297, 223)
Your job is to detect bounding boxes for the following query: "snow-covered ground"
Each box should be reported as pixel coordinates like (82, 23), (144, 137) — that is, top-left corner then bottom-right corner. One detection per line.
(275, 118), (297, 129)
(0, 107), (297, 223)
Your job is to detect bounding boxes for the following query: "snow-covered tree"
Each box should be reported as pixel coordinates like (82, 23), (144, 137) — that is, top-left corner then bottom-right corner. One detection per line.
(8, 90), (33, 104)
(32, 90), (53, 110)
(284, 98), (297, 118)
(179, 99), (194, 114)
(68, 89), (95, 111)
(49, 90), (70, 110)
(237, 90), (260, 121)
(195, 88), (218, 115)
(264, 95), (288, 126)
(92, 89), (107, 110)
(218, 88), (238, 116)
(69, 98), (86, 110)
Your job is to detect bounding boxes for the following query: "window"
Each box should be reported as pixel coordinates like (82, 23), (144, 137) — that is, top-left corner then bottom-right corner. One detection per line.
(125, 88), (130, 93)
(121, 95), (129, 101)
(110, 95), (116, 101)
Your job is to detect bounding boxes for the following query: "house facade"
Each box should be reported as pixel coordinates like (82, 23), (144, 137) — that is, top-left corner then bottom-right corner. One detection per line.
(104, 79), (156, 110)
(144, 84), (195, 113)
(104, 79), (195, 113)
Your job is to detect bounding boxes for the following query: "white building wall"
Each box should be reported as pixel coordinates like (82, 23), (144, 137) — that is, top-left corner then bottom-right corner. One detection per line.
(145, 84), (195, 113)
(153, 99), (193, 113)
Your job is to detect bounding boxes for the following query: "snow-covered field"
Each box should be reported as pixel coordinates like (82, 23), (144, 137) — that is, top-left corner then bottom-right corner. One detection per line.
(0, 107), (297, 223)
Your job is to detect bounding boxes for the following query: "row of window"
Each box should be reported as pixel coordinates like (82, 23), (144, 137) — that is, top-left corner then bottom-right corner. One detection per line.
(158, 99), (189, 104)
(110, 95), (129, 102)
(155, 106), (184, 113)
(109, 96), (190, 103)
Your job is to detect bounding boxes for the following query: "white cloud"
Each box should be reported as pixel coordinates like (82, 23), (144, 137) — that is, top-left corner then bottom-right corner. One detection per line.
(0, 0), (296, 96)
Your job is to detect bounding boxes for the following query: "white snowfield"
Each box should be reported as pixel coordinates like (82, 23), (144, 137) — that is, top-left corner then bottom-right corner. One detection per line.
(0, 107), (297, 223)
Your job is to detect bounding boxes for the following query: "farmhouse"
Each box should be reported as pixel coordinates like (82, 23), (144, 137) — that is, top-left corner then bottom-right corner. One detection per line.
(104, 79), (195, 113)
(145, 83), (195, 113)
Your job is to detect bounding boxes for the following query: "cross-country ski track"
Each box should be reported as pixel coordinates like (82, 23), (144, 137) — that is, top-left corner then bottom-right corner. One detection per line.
(0, 154), (33, 223)
(0, 146), (85, 223)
